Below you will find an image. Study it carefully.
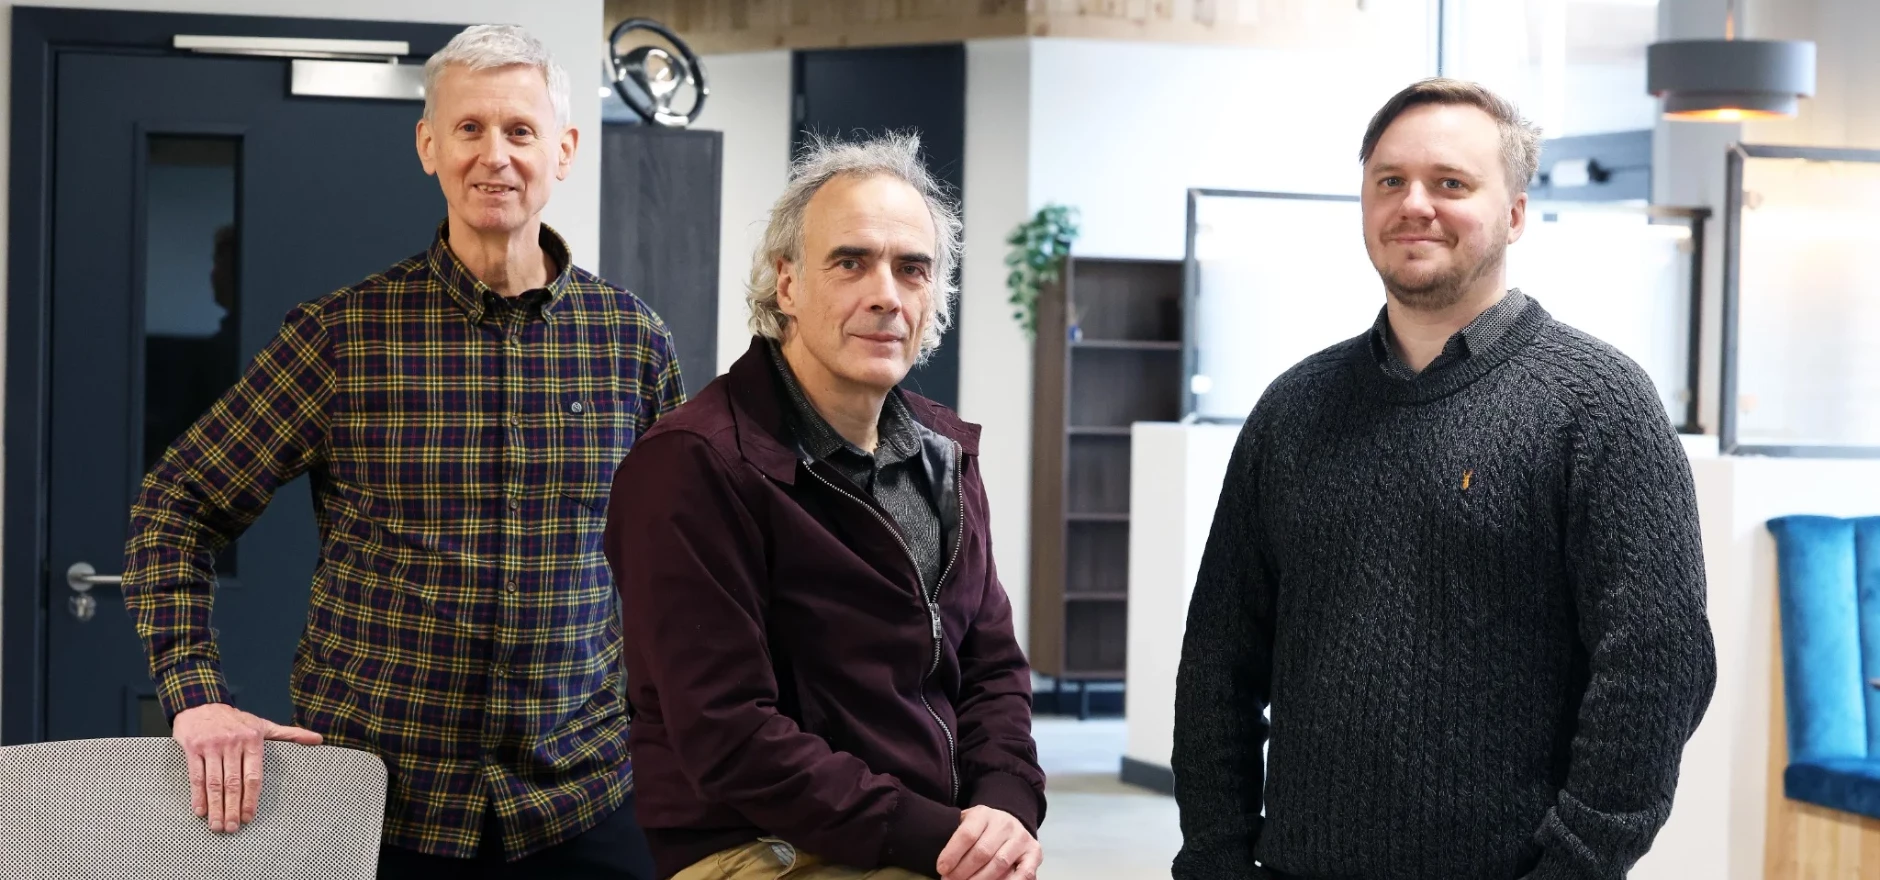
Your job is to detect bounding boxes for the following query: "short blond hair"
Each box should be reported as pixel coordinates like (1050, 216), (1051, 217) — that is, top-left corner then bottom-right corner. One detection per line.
(1360, 77), (1542, 194)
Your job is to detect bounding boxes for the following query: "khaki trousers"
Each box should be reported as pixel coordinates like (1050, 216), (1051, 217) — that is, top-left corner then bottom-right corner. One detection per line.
(671, 839), (926, 880)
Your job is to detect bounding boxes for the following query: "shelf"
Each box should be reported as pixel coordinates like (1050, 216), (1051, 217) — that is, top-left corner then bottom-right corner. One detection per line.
(1031, 254), (1180, 687)
(1071, 339), (1182, 351)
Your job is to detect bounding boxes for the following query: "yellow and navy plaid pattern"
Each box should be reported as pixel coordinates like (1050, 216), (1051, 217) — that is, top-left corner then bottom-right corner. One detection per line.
(122, 223), (684, 859)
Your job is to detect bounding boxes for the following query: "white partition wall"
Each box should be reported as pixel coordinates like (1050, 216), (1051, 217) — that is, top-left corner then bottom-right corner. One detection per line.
(1122, 422), (1240, 784)
(1188, 194), (1380, 423)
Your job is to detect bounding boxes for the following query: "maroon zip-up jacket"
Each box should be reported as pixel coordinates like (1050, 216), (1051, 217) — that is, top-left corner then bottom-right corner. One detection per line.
(603, 337), (1046, 879)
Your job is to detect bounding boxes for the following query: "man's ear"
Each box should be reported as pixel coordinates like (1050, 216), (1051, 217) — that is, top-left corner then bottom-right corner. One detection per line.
(776, 258), (801, 317)
(555, 125), (579, 182)
(416, 118), (438, 177)
(1506, 190), (1528, 244)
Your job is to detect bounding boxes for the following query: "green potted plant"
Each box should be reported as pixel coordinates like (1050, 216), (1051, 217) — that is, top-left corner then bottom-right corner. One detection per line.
(1004, 204), (1080, 339)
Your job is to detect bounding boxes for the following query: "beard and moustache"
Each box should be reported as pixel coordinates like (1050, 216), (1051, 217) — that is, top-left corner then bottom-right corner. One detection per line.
(1374, 220), (1509, 312)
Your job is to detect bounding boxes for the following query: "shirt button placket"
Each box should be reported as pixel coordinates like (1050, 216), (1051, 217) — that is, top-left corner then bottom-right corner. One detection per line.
(490, 316), (524, 750)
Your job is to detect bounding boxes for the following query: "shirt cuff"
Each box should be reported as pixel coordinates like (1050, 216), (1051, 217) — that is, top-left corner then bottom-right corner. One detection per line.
(880, 789), (962, 878)
(156, 661), (232, 721)
(965, 771), (1044, 835)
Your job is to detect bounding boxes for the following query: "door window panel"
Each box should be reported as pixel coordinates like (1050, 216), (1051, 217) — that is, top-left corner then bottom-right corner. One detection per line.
(142, 134), (241, 575)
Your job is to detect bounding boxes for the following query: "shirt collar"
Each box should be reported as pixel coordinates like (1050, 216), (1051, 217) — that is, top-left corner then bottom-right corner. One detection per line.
(426, 220), (576, 325)
(1370, 288), (1529, 375)
(765, 338), (922, 465)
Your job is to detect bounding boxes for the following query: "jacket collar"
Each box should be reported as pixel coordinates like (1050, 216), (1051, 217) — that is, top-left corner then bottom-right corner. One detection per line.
(723, 336), (981, 485)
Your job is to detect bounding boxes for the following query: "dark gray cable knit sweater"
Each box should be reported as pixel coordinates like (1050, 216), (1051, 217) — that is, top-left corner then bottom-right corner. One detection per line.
(1171, 297), (1717, 880)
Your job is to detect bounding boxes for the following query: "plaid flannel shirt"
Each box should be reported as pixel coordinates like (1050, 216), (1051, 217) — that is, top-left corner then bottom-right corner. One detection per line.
(122, 222), (685, 859)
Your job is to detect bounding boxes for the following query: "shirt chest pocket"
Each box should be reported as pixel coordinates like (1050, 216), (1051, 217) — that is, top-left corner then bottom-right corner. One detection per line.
(557, 392), (640, 514)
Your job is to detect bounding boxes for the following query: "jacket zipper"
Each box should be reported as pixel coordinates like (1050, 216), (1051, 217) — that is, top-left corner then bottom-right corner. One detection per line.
(931, 441), (966, 801)
(803, 442), (966, 803)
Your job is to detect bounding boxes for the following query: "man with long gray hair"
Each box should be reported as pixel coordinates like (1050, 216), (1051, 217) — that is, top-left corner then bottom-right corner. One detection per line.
(604, 133), (1046, 880)
(122, 24), (680, 878)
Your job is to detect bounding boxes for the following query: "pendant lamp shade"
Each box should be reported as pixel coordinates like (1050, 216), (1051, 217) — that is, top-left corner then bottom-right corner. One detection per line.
(1647, 38), (1816, 120)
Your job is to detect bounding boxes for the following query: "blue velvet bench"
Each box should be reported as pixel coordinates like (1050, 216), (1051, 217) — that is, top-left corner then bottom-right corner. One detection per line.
(1769, 515), (1880, 820)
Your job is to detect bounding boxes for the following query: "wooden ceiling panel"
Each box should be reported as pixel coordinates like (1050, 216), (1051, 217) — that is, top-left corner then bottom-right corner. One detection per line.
(605, 0), (1378, 53)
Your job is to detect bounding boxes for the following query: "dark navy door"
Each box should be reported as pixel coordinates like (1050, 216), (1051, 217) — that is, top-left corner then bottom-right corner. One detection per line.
(46, 45), (447, 739)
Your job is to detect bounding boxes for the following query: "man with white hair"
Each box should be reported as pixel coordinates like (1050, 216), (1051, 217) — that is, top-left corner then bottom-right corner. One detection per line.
(121, 24), (679, 878)
(603, 134), (1046, 880)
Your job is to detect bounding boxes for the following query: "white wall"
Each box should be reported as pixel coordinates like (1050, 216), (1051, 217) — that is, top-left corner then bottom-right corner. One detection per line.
(1743, 0), (1880, 149)
(1030, 39), (1421, 259)
(0, 0), (602, 732)
(958, 38), (1035, 650)
(1555, 61), (1657, 135)
(699, 50), (792, 377)
(1025, 26), (1432, 261)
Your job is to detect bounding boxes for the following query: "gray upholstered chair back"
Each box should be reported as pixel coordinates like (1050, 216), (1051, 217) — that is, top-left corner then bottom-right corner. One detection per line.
(0, 737), (386, 879)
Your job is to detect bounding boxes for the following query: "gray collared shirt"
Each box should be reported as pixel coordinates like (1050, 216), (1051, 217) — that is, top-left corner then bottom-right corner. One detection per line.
(1370, 289), (1530, 380)
(766, 341), (945, 591)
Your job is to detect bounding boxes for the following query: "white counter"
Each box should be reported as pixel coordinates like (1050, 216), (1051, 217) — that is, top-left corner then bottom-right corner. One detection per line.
(1122, 421), (1241, 788)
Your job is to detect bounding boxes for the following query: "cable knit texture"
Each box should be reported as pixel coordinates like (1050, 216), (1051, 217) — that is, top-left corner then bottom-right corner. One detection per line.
(1171, 297), (1717, 880)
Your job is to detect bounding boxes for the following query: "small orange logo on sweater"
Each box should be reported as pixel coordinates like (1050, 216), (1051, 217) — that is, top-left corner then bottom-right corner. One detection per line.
(1461, 469), (1475, 491)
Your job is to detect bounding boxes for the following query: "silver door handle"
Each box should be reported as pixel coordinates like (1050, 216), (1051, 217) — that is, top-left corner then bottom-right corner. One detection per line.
(65, 561), (122, 593)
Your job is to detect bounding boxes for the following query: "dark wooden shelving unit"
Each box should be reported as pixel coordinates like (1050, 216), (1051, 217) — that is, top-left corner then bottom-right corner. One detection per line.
(1029, 254), (1183, 714)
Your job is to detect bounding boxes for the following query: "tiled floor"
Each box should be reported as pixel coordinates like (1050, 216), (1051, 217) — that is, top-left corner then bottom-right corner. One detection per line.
(1033, 717), (1181, 880)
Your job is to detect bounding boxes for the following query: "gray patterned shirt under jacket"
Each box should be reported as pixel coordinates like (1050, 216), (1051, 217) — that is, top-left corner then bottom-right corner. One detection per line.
(766, 340), (943, 589)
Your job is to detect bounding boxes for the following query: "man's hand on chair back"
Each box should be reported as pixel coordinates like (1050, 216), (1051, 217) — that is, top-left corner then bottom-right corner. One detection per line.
(172, 703), (323, 833)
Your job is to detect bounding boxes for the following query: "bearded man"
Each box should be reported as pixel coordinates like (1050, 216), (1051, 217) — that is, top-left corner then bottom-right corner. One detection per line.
(1168, 78), (1717, 880)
